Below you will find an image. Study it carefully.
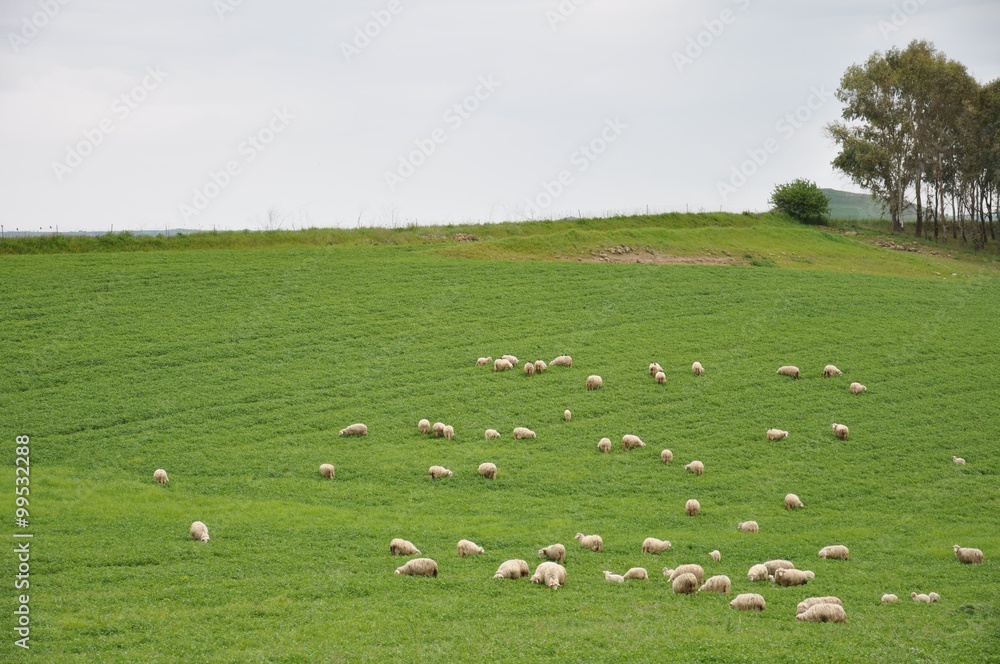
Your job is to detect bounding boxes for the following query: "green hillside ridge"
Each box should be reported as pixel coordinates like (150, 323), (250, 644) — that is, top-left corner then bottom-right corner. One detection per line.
(822, 189), (917, 222)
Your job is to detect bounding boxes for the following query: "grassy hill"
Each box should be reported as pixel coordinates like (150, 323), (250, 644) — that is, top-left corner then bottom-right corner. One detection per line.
(2, 216), (998, 661)
(823, 188), (917, 222)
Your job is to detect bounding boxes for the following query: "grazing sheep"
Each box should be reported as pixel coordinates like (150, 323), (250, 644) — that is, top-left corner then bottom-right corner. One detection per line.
(550, 355), (573, 368)
(597, 438), (612, 454)
(672, 572), (699, 595)
(534, 360), (547, 374)
(763, 560), (796, 575)
(502, 355), (520, 366)
(785, 493), (804, 510)
(823, 365), (843, 378)
(574, 533), (604, 552)
(432, 422), (446, 438)
(776, 365), (800, 379)
(457, 539), (485, 557)
(796, 603), (847, 623)
(531, 561), (567, 589)
(692, 361), (705, 376)
(664, 565), (705, 584)
(476, 356), (492, 367)
(494, 559), (530, 580)
(339, 423), (368, 437)
(832, 423), (850, 440)
(443, 425), (455, 441)
(390, 538), (420, 556)
(709, 550), (722, 562)
(797, 597), (842, 614)
(622, 435), (646, 450)
(850, 382), (868, 395)
(319, 464), (335, 479)
(524, 362), (535, 377)
(513, 427), (536, 440)
(538, 543), (566, 564)
(911, 592), (931, 604)
(418, 419), (431, 434)
(478, 463), (497, 480)
(699, 575), (731, 594)
(738, 521), (759, 534)
(649, 362), (663, 377)
(881, 594), (899, 604)
(428, 465), (453, 480)
(685, 499), (701, 516)
(395, 558), (438, 577)
(747, 564), (770, 582)
(655, 371), (666, 385)
(493, 359), (513, 372)
(604, 571), (625, 583)
(642, 538), (672, 554)
(818, 545), (850, 561)
(774, 568), (813, 586)
(485, 429), (501, 441)
(564, 409), (571, 422)
(661, 449), (673, 464)
(623, 567), (649, 580)
(586, 375), (603, 391)
(929, 592), (941, 602)
(684, 460), (705, 476)
(953, 545), (984, 564)
(767, 428), (790, 441)
(730, 593), (766, 611)
(153, 469), (168, 484)
(189, 521), (210, 542)
(953, 456), (966, 466)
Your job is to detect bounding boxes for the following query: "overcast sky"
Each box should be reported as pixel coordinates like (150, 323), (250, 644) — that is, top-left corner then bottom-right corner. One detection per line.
(1, 0), (997, 232)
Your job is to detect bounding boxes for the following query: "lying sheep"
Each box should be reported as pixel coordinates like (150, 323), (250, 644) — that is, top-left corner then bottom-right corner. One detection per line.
(320, 464), (335, 480)
(699, 575), (731, 594)
(432, 422), (446, 438)
(785, 493), (804, 510)
(796, 603), (847, 623)
(823, 365), (843, 378)
(190, 521), (210, 542)
(604, 571), (625, 583)
(649, 362), (663, 377)
(774, 569), (814, 586)
(390, 538), (420, 556)
(661, 449), (673, 464)
(153, 469), (168, 484)
(586, 375), (603, 391)
(642, 537), (672, 554)
(538, 543), (566, 564)
(623, 567), (649, 580)
(485, 429), (501, 441)
(513, 427), (536, 440)
(730, 593), (766, 611)
(692, 361), (705, 376)
(457, 539), (484, 557)
(953, 456), (966, 466)
(494, 359), (513, 372)
(747, 564), (770, 582)
(564, 409), (571, 422)
(684, 460), (704, 476)
(494, 559), (530, 580)
(709, 550), (722, 562)
(478, 463), (497, 480)
(534, 360), (547, 374)
(443, 425), (455, 441)
(797, 597), (842, 614)
(550, 355), (573, 368)
(655, 371), (666, 385)
(339, 423), (368, 437)
(524, 362), (535, 377)
(776, 365), (800, 379)
(881, 594), (898, 604)
(818, 545), (850, 561)
(502, 355), (520, 366)
(664, 565), (705, 584)
(531, 561), (567, 589)
(428, 466), (453, 480)
(622, 435), (646, 450)
(418, 419), (431, 434)
(850, 382), (868, 395)
(395, 558), (438, 577)
(911, 592), (931, 604)
(685, 499), (701, 516)
(953, 545), (984, 564)
(738, 521), (759, 534)
(672, 572), (699, 595)
(574, 533), (603, 552)
(767, 428), (789, 441)
(597, 438), (612, 454)
(763, 560), (795, 575)
(832, 423), (850, 440)
(476, 356), (493, 367)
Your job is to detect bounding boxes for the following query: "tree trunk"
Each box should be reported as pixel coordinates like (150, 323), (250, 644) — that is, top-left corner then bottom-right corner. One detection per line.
(915, 171), (923, 238)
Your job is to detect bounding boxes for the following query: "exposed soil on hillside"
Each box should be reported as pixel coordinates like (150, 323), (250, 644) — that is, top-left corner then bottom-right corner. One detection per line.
(576, 244), (745, 266)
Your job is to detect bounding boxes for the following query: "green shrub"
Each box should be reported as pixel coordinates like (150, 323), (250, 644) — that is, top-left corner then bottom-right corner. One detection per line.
(770, 179), (830, 224)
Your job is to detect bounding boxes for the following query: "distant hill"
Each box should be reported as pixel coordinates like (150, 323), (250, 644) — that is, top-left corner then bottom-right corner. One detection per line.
(822, 188), (916, 221)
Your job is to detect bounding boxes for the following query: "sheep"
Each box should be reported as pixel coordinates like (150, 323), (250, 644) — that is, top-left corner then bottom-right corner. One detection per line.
(929, 592), (941, 603)
(672, 572), (699, 595)
(685, 499), (701, 516)
(774, 568), (814, 586)
(796, 603), (847, 623)
(655, 371), (666, 385)
(730, 593), (766, 611)
(597, 438), (612, 454)
(797, 597), (842, 614)
(785, 493), (804, 510)
(563, 409), (571, 422)
(586, 375), (603, 391)
(574, 533), (603, 552)
(189, 521), (210, 542)
(664, 565), (705, 584)
(457, 539), (484, 557)
(692, 361), (705, 376)
(432, 422), (446, 438)
(319, 464), (335, 480)
(767, 428), (789, 441)
(524, 362), (535, 377)
(476, 356), (493, 367)
(550, 355), (573, 368)
(443, 425), (455, 441)
(494, 559), (530, 579)
(390, 538), (420, 556)
(485, 429), (501, 441)
(823, 365), (843, 378)
(763, 560), (795, 575)
(395, 558), (438, 577)
(747, 564), (770, 582)
(649, 362), (663, 377)
(478, 463), (497, 480)
(502, 355), (519, 366)
(850, 382), (867, 395)
(911, 592), (931, 604)
(339, 423), (368, 437)
(684, 460), (705, 476)
(493, 359), (513, 372)
(531, 561), (567, 589)
(881, 594), (898, 604)
(818, 545), (850, 561)
(661, 449), (673, 464)
(737, 521), (759, 534)
(418, 419), (431, 434)
(623, 567), (649, 580)
(622, 435), (646, 450)
(642, 537), (672, 554)
(832, 423), (850, 440)
(153, 469), (168, 484)
(709, 550), (722, 562)
(534, 360), (547, 374)
(604, 571), (625, 583)
(953, 456), (966, 466)
(538, 543), (566, 565)
(953, 545), (984, 564)
(776, 365), (800, 379)
(428, 465), (453, 480)
(699, 575), (732, 594)
(513, 427), (536, 440)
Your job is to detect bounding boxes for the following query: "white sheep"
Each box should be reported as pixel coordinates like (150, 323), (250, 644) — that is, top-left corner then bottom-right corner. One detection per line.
(911, 592), (931, 604)
(478, 463), (497, 480)
(881, 594), (898, 604)
(737, 521), (759, 534)
(832, 423), (849, 440)
(649, 362), (663, 377)
(189, 521), (210, 542)
(655, 371), (666, 385)
(796, 603), (847, 623)
(428, 465), (453, 480)
(493, 359), (513, 372)
(692, 361), (705, 376)
(538, 543), (566, 564)
(818, 545), (850, 561)
(485, 429), (501, 441)
(390, 538), (420, 556)
(534, 360), (547, 374)
(664, 565), (705, 584)
(494, 559), (530, 579)
(850, 382), (867, 395)
(586, 375), (603, 391)
(823, 365), (843, 378)
(604, 571), (625, 583)
(661, 449), (673, 464)
(524, 362), (535, 377)
(550, 355), (573, 368)
(432, 422), (446, 438)
(797, 597), (842, 614)
(457, 539), (485, 557)
(747, 564), (770, 582)
(785, 493), (804, 510)
(443, 425), (455, 441)
(476, 356), (493, 367)
(767, 428), (789, 441)
(153, 469), (168, 484)
(763, 560), (795, 575)
(564, 409), (571, 422)
(513, 427), (536, 440)
(339, 423), (368, 437)
(709, 550), (721, 562)
(395, 558), (438, 577)
(418, 419), (431, 435)
(642, 538), (672, 554)
(623, 567), (649, 580)
(622, 435), (646, 450)
(952, 456), (966, 466)
(320, 464), (335, 480)
(929, 592), (940, 603)
(574, 533), (603, 552)
(953, 545), (984, 564)
(699, 575), (731, 594)
(685, 499), (701, 516)
(730, 593), (766, 611)
(774, 568), (814, 586)
(684, 460), (705, 476)
(597, 438), (612, 454)
(502, 355), (520, 366)
(776, 365), (800, 379)
(531, 561), (567, 589)
(672, 572), (699, 595)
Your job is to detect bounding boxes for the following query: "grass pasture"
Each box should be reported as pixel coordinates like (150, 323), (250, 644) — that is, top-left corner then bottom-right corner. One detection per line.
(2, 220), (999, 662)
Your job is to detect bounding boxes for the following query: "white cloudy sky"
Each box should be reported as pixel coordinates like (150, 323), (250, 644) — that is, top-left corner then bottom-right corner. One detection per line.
(1, 0), (998, 232)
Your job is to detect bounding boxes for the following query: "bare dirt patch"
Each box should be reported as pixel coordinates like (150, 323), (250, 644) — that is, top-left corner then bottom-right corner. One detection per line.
(579, 245), (745, 266)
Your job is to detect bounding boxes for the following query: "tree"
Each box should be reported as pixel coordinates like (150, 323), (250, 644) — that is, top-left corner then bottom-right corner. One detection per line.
(769, 179), (830, 224)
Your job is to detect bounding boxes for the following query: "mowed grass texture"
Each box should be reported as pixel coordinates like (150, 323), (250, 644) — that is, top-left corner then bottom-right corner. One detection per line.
(2, 247), (999, 663)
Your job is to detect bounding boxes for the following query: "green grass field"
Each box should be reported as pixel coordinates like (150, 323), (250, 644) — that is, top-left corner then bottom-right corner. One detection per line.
(2, 215), (998, 662)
